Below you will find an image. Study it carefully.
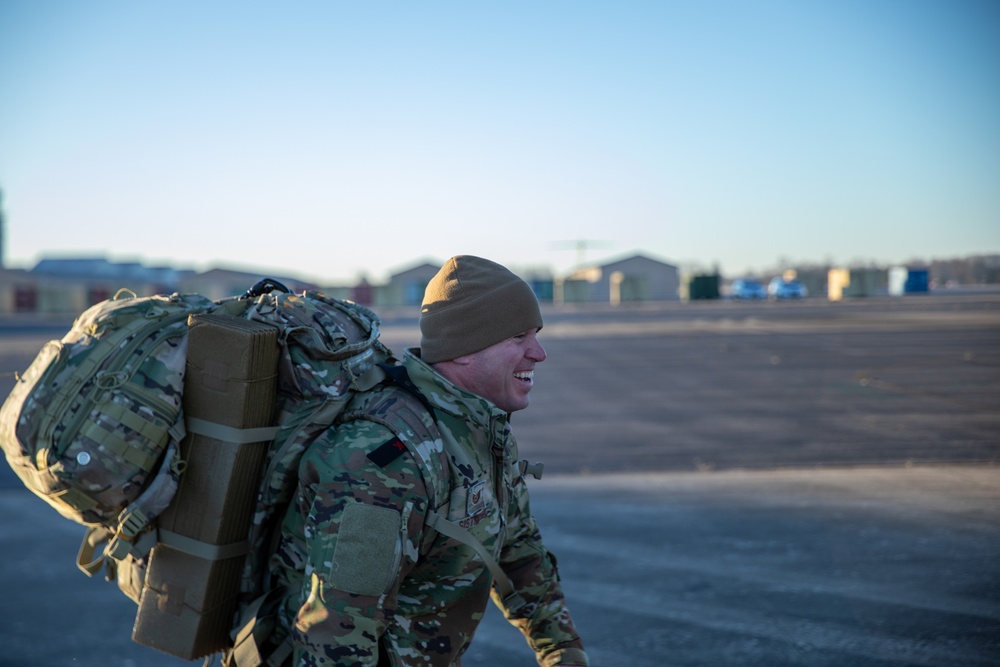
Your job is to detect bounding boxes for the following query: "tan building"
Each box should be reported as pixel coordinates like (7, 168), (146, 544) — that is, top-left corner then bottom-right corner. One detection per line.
(377, 261), (441, 308)
(561, 253), (680, 304)
(0, 265), (152, 315)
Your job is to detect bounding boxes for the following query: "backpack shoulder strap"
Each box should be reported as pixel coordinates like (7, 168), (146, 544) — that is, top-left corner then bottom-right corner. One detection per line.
(424, 509), (521, 611)
(345, 366), (523, 610)
(339, 364), (440, 468)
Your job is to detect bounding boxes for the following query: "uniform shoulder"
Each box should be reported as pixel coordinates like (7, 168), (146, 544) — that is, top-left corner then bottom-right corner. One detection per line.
(340, 383), (453, 507)
(342, 382), (437, 443)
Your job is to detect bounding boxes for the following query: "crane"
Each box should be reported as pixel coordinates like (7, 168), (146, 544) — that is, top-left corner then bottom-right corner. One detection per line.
(550, 239), (614, 268)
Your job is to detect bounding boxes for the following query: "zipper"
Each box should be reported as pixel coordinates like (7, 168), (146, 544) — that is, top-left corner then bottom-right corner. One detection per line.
(119, 382), (180, 430)
(383, 501), (412, 593)
(28, 342), (70, 446)
(490, 415), (509, 550)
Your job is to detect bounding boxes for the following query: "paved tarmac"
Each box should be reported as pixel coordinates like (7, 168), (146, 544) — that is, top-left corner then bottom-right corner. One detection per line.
(1, 293), (998, 666)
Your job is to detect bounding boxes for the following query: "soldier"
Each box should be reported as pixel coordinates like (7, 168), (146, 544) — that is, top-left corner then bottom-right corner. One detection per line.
(270, 255), (588, 666)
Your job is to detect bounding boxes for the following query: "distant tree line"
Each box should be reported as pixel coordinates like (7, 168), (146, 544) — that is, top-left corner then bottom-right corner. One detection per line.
(926, 255), (1000, 286)
(749, 254), (1000, 287)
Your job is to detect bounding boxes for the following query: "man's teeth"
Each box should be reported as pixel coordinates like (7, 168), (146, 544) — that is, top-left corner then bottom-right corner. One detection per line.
(514, 371), (534, 382)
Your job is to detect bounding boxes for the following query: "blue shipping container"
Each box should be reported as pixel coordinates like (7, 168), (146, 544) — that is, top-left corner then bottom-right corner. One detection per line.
(905, 269), (929, 294)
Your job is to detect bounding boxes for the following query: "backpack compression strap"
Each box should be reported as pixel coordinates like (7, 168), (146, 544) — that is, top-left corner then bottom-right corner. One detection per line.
(425, 510), (524, 613)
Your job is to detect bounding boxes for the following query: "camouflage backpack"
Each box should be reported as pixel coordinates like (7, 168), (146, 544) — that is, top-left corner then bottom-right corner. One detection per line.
(0, 289), (217, 560)
(0, 281), (396, 662)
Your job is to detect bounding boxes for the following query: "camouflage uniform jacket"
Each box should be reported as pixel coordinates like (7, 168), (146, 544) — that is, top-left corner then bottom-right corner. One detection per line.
(271, 348), (588, 667)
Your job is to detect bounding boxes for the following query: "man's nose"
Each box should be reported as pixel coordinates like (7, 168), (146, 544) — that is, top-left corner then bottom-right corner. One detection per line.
(528, 338), (546, 362)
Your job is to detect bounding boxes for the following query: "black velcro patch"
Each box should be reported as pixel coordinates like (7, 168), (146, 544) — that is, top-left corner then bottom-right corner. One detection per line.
(367, 437), (407, 468)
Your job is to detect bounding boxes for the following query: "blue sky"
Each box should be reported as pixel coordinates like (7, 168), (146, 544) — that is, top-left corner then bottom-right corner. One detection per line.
(1, 0), (997, 284)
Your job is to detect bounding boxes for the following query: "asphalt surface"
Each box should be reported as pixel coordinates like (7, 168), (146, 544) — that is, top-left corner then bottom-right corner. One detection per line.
(1, 293), (998, 666)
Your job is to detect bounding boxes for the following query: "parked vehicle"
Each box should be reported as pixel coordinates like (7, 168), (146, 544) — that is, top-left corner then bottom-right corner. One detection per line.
(768, 277), (808, 299)
(731, 279), (768, 299)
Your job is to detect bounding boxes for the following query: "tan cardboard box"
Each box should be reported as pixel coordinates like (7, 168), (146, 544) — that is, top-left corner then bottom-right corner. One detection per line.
(132, 313), (279, 659)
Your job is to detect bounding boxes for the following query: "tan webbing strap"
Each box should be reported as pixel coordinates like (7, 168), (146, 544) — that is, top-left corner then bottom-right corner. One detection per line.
(426, 510), (524, 611)
(158, 529), (251, 561)
(229, 590), (296, 667)
(98, 398), (166, 442)
(77, 525), (113, 576)
(49, 480), (101, 513)
(103, 506), (154, 562)
(78, 506), (157, 574)
(186, 417), (279, 444)
(265, 638), (293, 667)
(230, 594), (266, 667)
(78, 420), (159, 472)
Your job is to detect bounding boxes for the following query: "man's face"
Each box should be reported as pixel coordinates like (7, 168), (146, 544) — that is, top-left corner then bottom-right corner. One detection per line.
(448, 328), (546, 413)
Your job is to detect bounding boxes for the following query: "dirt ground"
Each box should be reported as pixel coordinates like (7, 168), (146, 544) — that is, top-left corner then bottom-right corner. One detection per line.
(1, 293), (998, 666)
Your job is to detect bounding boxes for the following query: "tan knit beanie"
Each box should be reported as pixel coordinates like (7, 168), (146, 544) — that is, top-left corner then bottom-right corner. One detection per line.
(420, 255), (543, 364)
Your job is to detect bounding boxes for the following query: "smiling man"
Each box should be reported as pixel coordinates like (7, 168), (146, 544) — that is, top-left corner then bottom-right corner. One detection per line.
(420, 256), (547, 414)
(267, 256), (588, 667)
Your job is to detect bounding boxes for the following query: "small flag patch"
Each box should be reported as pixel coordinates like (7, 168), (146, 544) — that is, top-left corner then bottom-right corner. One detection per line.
(367, 437), (407, 467)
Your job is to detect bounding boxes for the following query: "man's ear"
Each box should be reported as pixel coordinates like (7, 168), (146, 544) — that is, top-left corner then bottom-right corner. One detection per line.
(432, 357), (472, 378)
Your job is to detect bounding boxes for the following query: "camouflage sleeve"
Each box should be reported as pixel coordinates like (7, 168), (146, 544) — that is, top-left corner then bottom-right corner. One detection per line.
(282, 418), (430, 667)
(493, 479), (589, 667)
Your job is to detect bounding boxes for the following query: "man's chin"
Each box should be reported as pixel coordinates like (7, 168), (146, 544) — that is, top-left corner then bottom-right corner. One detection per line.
(506, 398), (531, 413)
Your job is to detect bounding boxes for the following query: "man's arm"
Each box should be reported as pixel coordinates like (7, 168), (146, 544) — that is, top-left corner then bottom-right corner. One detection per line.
(493, 480), (589, 667)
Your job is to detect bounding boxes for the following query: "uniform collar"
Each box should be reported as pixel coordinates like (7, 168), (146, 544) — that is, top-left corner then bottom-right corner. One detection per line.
(403, 347), (509, 425)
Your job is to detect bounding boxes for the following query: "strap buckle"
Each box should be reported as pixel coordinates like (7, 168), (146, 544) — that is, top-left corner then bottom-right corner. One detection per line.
(518, 459), (544, 480)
